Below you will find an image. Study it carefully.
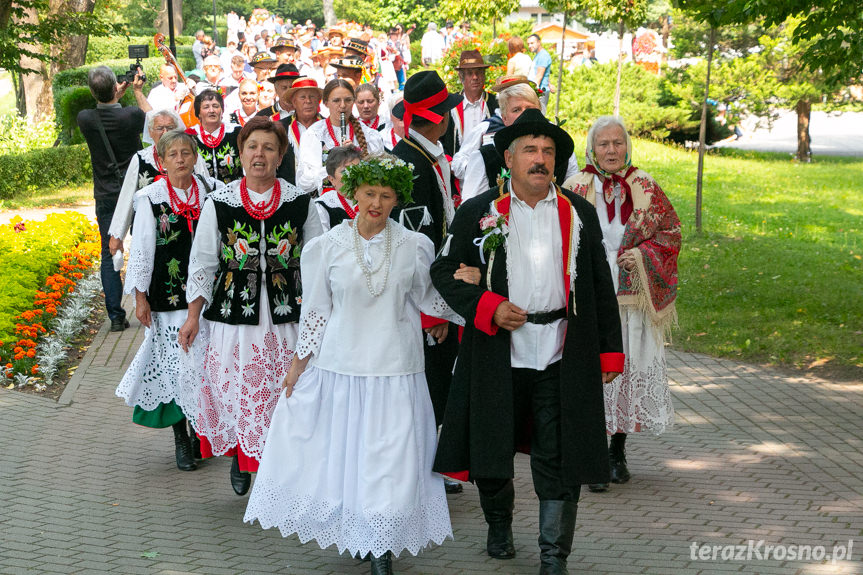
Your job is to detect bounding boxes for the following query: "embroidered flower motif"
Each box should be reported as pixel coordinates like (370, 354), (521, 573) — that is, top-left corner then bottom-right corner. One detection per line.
(167, 294), (180, 306)
(220, 300), (231, 318)
(241, 286), (251, 301)
(138, 173), (153, 189)
(273, 295), (292, 316)
(159, 213), (171, 233)
(267, 238), (291, 268)
(242, 303), (255, 317)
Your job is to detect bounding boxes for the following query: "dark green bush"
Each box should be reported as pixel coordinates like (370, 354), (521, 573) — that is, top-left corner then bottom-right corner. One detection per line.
(0, 144), (92, 199)
(555, 62), (695, 141)
(53, 86), (139, 145)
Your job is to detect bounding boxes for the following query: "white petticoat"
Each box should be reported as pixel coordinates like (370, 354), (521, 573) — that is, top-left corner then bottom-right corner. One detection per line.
(115, 310), (188, 410)
(604, 306), (675, 434)
(177, 286), (297, 460)
(243, 366), (453, 558)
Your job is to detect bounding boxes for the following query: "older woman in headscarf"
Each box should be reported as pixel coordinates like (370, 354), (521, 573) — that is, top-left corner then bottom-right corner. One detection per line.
(108, 109), (207, 257)
(562, 116), (680, 493)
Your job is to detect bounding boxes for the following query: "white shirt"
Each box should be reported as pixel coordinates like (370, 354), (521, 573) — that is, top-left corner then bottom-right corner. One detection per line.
(451, 94), (489, 144)
(421, 31), (445, 63)
(295, 221), (461, 376)
(147, 83), (183, 113)
(451, 120), (492, 180)
(506, 183), (566, 370)
(410, 130), (455, 225)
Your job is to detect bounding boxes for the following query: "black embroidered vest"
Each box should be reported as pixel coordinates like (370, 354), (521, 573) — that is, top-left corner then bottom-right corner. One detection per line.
(147, 202), (196, 312)
(190, 129), (242, 184)
(203, 194), (311, 325)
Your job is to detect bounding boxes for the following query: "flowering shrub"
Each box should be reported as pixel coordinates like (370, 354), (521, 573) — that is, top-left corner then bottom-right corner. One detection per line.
(0, 213), (100, 382)
(436, 36), (508, 94)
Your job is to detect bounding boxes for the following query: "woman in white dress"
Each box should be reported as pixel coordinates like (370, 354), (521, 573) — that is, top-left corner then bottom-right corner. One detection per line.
(177, 116), (323, 495)
(115, 130), (220, 471)
(562, 116), (681, 492)
(296, 78), (384, 194)
(245, 155), (459, 575)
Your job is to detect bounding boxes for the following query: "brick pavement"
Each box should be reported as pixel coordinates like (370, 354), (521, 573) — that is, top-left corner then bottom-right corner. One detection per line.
(1, 296), (861, 575)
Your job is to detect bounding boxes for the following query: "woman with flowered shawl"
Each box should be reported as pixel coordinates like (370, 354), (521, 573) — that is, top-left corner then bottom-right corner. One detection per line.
(562, 116), (680, 492)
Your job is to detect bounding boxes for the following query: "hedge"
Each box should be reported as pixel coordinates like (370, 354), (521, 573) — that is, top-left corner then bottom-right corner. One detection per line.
(85, 35), (194, 64)
(53, 56), (193, 96)
(0, 144), (92, 199)
(53, 86), (139, 145)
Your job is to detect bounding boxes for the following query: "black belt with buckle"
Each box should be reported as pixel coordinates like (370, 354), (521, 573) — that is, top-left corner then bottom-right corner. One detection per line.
(525, 308), (567, 325)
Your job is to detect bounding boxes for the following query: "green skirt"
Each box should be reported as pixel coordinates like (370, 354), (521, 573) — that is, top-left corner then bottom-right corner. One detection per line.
(132, 400), (185, 428)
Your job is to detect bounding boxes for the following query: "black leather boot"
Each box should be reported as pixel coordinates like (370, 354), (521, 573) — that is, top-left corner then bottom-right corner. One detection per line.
(187, 420), (202, 459)
(230, 453), (251, 495)
(479, 480), (516, 559)
(537, 500), (577, 575)
(609, 432), (631, 484)
(171, 420), (196, 471)
(444, 477), (463, 494)
(370, 551), (393, 575)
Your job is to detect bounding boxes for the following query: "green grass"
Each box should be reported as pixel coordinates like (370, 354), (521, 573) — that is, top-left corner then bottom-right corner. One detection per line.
(0, 183), (93, 211)
(611, 138), (862, 376)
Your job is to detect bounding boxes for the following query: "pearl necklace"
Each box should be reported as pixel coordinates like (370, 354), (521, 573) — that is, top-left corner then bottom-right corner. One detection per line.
(352, 219), (392, 297)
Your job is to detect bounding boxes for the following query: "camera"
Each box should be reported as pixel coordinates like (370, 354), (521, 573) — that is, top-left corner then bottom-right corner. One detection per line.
(121, 44), (149, 84)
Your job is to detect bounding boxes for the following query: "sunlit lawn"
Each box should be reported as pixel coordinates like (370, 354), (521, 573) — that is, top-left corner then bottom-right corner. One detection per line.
(603, 137), (863, 375)
(0, 183), (93, 211)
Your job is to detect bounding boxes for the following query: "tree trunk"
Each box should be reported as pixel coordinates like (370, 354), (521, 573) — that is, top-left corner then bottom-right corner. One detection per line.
(17, 6), (53, 121)
(323, 0), (336, 27)
(695, 26), (716, 234)
(51, 0), (95, 74)
(554, 11), (567, 121)
(492, 17), (496, 38)
(156, 0), (184, 37)
(613, 20), (624, 116)
(795, 98), (811, 162)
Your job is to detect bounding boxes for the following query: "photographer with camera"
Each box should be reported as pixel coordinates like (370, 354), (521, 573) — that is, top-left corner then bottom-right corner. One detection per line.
(77, 65), (147, 332)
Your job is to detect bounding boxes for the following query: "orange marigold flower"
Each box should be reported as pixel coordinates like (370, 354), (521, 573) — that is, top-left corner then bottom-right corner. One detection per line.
(31, 365), (39, 374)
(26, 350), (36, 358)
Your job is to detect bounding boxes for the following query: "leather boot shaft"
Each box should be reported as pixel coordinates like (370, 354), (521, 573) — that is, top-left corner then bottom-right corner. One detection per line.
(538, 499), (577, 575)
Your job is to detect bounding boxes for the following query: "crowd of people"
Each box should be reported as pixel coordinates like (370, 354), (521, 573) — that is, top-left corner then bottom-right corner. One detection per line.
(76, 12), (680, 574)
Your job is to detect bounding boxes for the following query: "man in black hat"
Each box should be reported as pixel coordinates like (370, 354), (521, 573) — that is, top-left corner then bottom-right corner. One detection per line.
(391, 70), (465, 495)
(257, 63), (303, 120)
(329, 56), (364, 86)
(429, 108), (624, 574)
(442, 49), (498, 157)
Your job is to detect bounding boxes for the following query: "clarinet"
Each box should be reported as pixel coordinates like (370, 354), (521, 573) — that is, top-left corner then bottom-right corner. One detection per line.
(340, 112), (347, 145)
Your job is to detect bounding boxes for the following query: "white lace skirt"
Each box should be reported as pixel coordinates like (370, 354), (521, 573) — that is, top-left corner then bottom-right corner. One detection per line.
(116, 310), (188, 410)
(244, 366), (453, 558)
(603, 307), (675, 435)
(177, 286), (297, 460)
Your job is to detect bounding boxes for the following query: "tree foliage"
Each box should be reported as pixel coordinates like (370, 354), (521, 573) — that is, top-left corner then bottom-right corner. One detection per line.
(741, 0), (863, 86)
(439, 0), (520, 27)
(0, 0), (121, 75)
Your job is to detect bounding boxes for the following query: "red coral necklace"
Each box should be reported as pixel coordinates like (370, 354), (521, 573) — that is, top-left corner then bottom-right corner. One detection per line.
(240, 177), (281, 220)
(198, 123), (226, 148)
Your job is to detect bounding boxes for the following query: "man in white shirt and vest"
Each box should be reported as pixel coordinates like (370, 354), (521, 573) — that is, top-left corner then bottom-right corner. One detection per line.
(441, 49), (498, 158)
(430, 108), (624, 574)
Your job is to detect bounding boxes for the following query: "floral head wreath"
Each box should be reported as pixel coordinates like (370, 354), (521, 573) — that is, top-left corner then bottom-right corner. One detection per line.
(340, 154), (415, 204)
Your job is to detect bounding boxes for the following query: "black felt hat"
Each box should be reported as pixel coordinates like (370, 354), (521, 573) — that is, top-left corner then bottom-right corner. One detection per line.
(267, 63), (304, 84)
(494, 108), (574, 168)
(392, 71), (462, 130)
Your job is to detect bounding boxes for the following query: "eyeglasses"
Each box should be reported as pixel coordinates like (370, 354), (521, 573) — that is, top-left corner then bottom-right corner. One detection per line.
(151, 125), (176, 133)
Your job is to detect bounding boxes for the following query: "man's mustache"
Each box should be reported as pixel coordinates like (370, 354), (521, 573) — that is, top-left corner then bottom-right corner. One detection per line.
(528, 164), (549, 175)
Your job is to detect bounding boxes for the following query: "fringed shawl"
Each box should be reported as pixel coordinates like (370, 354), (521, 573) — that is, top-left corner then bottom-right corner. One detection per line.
(563, 168), (680, 335)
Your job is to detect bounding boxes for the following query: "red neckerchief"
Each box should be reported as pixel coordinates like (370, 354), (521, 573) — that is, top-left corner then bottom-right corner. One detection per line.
(165, 176), (201, 233)
(325, 116), (354, 146)
(196, 123), (225, 148)
(362, 115), (380, 130)
(291, 119), (302, 146)
(582, 164), (636, 224)
(390, 130), (399, 148)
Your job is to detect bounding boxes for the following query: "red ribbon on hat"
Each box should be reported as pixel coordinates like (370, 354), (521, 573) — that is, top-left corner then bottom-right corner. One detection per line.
(403, 87), (448, 134)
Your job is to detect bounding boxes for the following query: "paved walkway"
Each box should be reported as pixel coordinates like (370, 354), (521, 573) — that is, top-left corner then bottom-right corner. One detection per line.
(1, 296), (862, 575)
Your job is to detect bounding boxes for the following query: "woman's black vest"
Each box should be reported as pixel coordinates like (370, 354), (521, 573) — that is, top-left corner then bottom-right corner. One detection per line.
(147, 201), (196, 312)
(202, 192), (311, 325)
(188, 128), (242, 184)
